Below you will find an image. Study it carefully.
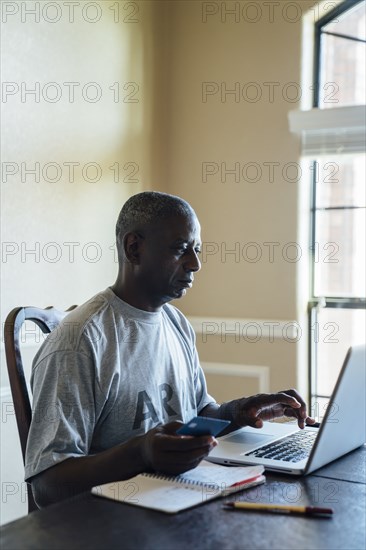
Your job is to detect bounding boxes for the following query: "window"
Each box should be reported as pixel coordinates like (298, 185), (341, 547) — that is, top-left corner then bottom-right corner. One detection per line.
(289, 0), (365, 420)
(310, 0), (366, 418)
(314, 0), (366, 108)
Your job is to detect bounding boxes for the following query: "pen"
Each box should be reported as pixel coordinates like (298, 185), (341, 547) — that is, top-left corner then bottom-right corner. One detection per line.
(224, 502), (333, 516)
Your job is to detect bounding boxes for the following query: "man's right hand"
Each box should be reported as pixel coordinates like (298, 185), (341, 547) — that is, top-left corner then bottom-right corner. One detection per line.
(139, 421), (218, 475)
(31, 420), (217, 508)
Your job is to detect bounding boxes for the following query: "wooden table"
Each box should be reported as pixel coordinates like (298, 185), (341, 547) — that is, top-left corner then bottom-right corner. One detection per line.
(1, 445), (365, 550)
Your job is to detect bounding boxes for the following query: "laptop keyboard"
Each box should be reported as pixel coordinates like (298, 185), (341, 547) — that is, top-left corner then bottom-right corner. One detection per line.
(244, 430), (317, 463)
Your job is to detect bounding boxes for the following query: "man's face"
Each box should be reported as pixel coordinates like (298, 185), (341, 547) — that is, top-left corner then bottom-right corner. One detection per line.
(136, 213), (202, 310)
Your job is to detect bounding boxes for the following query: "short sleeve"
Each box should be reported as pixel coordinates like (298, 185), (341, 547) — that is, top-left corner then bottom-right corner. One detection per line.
(25, 349), (104, 481)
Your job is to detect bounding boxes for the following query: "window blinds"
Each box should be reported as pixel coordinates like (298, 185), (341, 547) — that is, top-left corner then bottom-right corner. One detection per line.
(288, 105), (366, 156)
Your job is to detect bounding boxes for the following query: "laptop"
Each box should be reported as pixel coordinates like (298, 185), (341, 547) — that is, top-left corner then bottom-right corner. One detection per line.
(207, 344), (366, 475)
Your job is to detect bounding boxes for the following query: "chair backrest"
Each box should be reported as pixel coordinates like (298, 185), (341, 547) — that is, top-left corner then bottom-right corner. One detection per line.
(4, 305), (77, 513)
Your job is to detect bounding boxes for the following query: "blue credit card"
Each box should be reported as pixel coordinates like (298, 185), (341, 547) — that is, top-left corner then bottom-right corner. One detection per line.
(176, 416), (231, 437)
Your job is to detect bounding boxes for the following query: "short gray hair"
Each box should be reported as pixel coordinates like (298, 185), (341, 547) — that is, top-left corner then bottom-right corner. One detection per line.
(116, 191), (195, 241)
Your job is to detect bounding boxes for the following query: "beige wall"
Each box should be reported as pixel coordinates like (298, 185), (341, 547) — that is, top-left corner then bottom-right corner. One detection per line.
(1, 2), (166, 331)
(162, 0), (319, 395)
(0, 0), (164, 523)
(1, 0), (321, 523)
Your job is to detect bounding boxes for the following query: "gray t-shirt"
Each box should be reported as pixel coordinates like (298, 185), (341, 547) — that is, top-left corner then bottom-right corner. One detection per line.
(25, 288), (215, 481)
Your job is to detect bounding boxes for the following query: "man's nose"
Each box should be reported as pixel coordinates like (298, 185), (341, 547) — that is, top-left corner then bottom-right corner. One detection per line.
(184, 250), (201, 272)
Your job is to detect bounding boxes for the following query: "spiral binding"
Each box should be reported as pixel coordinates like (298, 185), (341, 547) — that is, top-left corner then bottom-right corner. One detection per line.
(141, 472), (218, 489)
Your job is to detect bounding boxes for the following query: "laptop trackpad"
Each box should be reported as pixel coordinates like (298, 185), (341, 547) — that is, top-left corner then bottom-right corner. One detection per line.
(225, 432), (274, 445)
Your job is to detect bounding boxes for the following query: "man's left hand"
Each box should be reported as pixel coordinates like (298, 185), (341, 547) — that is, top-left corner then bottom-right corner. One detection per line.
(228, 389), (316, 429)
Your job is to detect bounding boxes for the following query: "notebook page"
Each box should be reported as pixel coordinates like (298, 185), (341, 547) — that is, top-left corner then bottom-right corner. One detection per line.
(176, 460), (264, 487)
(125, 478), (214, 513)
(92, 461), (265, 513)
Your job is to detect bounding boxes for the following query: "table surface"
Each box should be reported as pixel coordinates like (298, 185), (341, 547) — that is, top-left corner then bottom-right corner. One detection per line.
(1, 445), (365, 550)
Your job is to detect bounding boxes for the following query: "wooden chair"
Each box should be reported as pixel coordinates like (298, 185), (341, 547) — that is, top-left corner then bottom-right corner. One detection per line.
(4, 305), (77, 513)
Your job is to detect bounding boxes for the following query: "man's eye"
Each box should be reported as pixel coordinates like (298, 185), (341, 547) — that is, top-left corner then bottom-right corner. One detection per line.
(173, 246), (201, 255)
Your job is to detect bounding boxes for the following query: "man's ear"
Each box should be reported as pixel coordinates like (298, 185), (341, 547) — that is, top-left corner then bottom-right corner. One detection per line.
(123, 232), (144, 264)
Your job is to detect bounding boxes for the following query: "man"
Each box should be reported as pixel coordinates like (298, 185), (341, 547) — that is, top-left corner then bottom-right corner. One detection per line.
(26, 191), (314, 507)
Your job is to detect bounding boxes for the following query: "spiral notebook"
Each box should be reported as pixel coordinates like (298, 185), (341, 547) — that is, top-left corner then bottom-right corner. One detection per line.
(91, 461), (265, 513)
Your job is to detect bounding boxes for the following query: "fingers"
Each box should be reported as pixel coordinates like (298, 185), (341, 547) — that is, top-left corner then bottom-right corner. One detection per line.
(282, 388), (307, 419)
(235, 391), (313, 429)
(159, 433), (217, 452)
(157, 421), (218, 450)
(281, 389), (318, 428)
(262, 391), (302, 410)
(141, 423), (218, 475)
(152, 442), (215, 475)
(159, 420), (185, 434)
(242, 392), (301, 427)
(283, 407), (306, 428)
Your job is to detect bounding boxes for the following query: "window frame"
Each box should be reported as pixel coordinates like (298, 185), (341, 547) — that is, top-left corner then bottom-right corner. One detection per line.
(313, 0), (366, 108)
(309, 0), (366, 408)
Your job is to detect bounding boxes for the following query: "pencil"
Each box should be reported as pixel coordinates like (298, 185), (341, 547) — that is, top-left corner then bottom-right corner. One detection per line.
(224, 501), (333, 516)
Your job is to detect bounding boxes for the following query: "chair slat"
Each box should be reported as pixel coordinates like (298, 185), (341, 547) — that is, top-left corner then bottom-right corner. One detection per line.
(4, 305), (77, 513)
